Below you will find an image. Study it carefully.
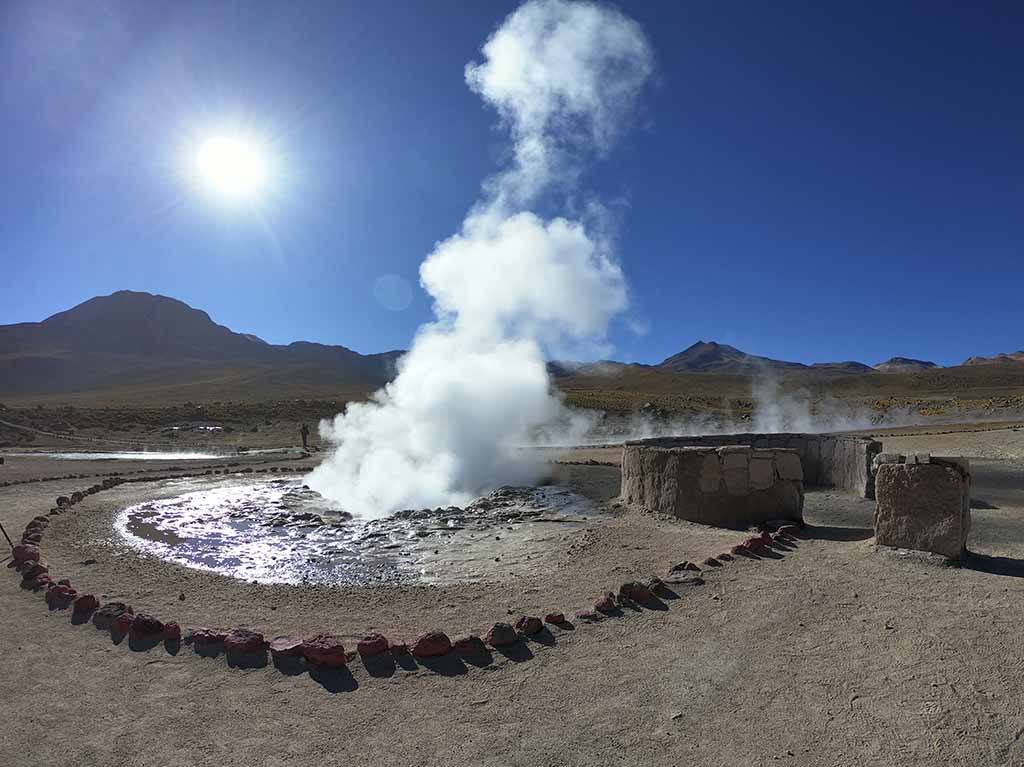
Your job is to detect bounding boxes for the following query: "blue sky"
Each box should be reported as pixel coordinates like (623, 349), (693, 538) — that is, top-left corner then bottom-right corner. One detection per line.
(2, 0), (1021, 367)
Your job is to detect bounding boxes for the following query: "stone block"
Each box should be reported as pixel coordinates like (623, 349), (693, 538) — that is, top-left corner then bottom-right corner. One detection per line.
(874, 462), (971, 560)
(873, 452), (905, 468)
(699, 452), (721, 493)
(775, 451), (803, 481)
(804, 439), (821, 485)
(749, 457), (774, 490)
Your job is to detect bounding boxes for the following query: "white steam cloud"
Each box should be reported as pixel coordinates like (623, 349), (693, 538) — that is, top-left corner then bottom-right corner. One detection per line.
(308, 0), (653, 518)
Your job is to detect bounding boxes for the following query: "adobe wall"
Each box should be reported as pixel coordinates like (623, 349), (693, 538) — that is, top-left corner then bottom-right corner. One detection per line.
(620, 444), (804, 528)
(624, 432), (883, 499)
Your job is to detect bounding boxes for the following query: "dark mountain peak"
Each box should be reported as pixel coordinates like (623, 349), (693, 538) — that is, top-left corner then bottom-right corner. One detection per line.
(873, 357), (939, 372)
(45, 290), (211, 326)
(0, 290), (401, 397)
(34, 290), (257, 360)
(659, 340), (806, 374)
(810, 361), (875, 374)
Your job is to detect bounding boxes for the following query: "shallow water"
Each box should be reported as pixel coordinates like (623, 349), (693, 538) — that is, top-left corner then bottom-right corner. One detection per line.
(8, 451), (224, 461)
(114, 478), (603, 586)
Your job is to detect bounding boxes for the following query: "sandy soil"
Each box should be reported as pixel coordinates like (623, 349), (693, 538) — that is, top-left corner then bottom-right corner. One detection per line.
(2, 426), (1024, 766)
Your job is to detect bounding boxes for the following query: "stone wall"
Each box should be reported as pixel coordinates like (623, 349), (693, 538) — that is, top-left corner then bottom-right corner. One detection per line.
(621, 444), (804, 528)
(624, 432), (883, 498)
(873, 454), (971, 560)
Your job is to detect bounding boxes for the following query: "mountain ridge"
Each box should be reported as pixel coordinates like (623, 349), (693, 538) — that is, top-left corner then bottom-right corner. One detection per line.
(0, 290), (401, 398)
(2, 291), (1020, 401)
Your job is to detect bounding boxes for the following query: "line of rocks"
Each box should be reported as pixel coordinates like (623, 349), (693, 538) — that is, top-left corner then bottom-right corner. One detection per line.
(5, 474), (807, 685)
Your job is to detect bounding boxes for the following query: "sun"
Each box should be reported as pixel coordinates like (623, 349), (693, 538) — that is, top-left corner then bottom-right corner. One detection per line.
(196, 135), (268, 200)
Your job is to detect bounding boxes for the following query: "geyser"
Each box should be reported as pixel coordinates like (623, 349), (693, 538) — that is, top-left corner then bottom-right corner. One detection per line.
(308, 0), (654, 518)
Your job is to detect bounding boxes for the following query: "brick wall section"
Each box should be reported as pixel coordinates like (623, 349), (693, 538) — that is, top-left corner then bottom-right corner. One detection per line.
(623, 433), (883, 499)
(621, 444), (804, 528)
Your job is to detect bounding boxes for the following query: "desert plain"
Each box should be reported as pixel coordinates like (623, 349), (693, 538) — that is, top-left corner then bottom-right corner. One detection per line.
(2, 413), (1024, 767)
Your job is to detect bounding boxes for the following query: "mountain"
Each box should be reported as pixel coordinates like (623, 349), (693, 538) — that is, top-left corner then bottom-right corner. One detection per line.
(547, 359), (643, 378)
(873, 357), (939, 373)
(658, 341), (813, 374)
(657, 342), (883, 376)
(0, 291), (402, 400)
(809, 361), (875, 374)
(962, 351), (1024, 366)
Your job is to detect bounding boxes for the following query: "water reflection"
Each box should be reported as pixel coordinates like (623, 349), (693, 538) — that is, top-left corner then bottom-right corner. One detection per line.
(114, 479), (601, 586)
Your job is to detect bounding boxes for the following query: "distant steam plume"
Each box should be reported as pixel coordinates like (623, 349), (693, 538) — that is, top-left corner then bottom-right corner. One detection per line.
(308, 0), (653, 517)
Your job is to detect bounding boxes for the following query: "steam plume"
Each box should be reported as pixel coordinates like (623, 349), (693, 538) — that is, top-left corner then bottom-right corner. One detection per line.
(308, 0), (653, 517)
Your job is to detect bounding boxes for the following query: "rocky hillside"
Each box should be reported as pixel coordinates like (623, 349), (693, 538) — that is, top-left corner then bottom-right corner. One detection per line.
(657, 341), (874, 376)
(0, 291), (402, 399)
(962, 351), (1024, 366)
(657, 341), (807, 374)
(873, 357), (939, 373)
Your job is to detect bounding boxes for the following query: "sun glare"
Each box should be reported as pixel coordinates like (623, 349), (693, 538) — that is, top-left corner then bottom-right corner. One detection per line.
(196, 135), (268, 200)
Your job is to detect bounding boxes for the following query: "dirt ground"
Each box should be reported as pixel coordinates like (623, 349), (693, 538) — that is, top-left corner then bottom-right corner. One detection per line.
(2, 423), (1024, 766)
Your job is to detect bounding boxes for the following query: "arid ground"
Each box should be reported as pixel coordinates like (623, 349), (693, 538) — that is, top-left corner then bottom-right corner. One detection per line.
(2, 421), (1024, 766)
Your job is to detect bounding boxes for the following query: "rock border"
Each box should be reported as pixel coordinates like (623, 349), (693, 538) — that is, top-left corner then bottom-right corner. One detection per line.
(5, 470), (808, 687)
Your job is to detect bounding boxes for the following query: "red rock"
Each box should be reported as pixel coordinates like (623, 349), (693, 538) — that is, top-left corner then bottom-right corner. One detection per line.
(301, 633), (347, 667)
(189, 628), (227, 646)
(112, 612), (135, 635)
(544, 612), (566, 624)
(758, 531), (774, 547)
(702, 557), (722, 567)
(20, 561), (47, 578)
(595, 592), (617, 613)
(411, 630), (452, 658)
(453, 635), (484, 654)
(163, 622), (182, 642)
(777, 525), (800, 537)
(356, 632), (389, 657)
(45, 584), (76, 606)
(12, 544), (41, 564)
(73, 594), (100, 612)
(485, 622), (518, 647)
(389, 640), (409, 654)
(515, 615), (543, 635)
(743, 537), (764, 551)
(730, 544), (748, 555)
(718, 552), (734, 560)
(269, 635), (304, 657)
(93, 602), (132, 630)
(618, 581), (654, 604)
(224, 629), (265, 654)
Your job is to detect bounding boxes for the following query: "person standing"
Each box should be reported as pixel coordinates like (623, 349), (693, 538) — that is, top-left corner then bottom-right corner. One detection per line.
(300, 423), (310, 451)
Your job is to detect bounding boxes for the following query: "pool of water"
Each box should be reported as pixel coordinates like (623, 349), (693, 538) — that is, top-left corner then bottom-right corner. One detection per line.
(8, 451), (226, 461)
(113, 478), (603, 586)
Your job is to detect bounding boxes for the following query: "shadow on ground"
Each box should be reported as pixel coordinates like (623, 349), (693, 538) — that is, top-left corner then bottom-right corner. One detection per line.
(964, 551), (1024, 579)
